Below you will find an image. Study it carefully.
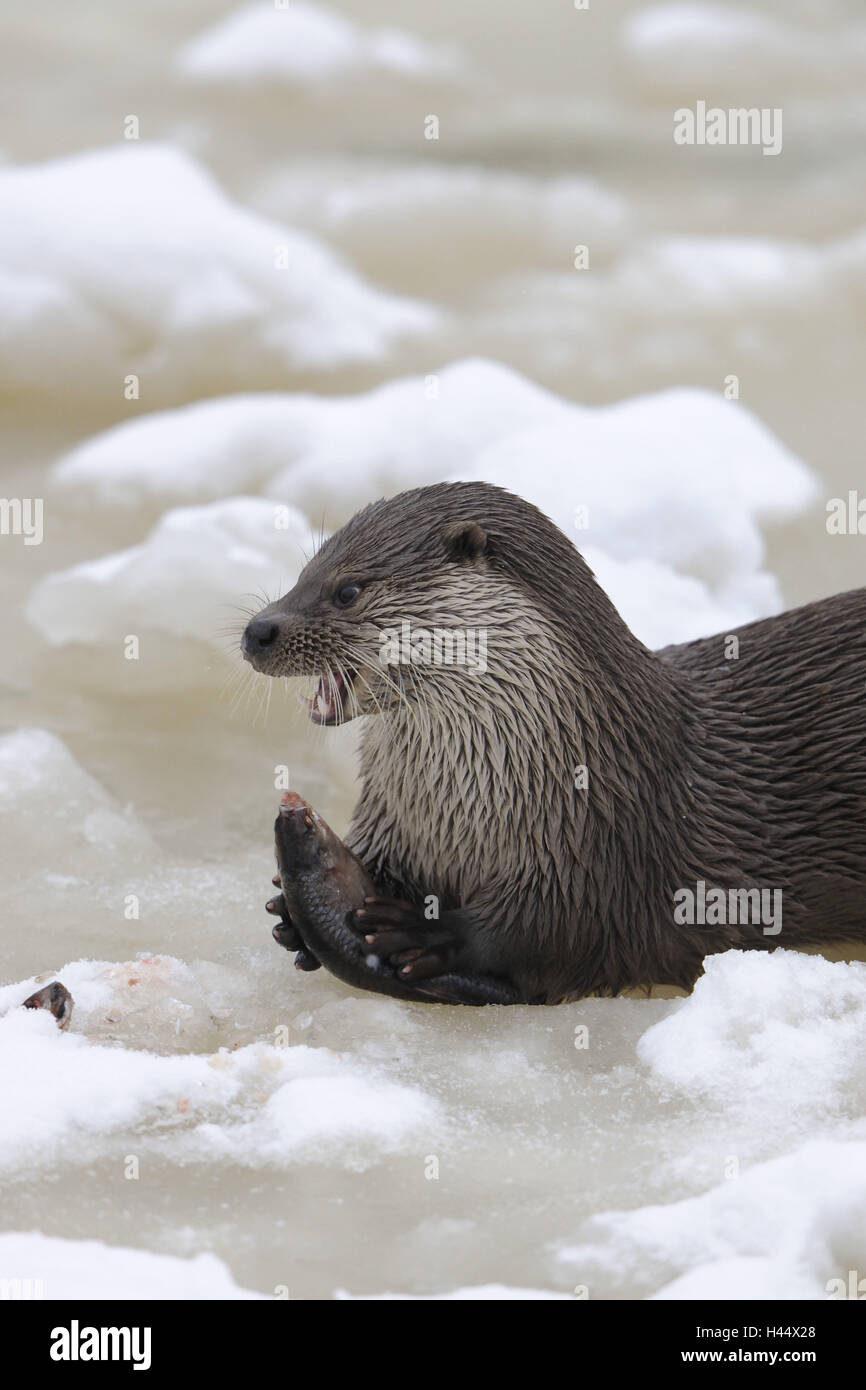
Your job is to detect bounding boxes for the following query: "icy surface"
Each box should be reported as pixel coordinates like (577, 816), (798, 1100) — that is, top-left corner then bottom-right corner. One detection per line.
(0, 1233), (264, 1299)
(0, 144), (435, 404)
(27, 496), (313, 688)
(178, 2), (460, 85)
(251, 160), (628, 292)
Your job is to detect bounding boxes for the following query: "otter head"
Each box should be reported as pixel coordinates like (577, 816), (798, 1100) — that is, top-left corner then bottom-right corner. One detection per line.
(242, 486), (493, 726)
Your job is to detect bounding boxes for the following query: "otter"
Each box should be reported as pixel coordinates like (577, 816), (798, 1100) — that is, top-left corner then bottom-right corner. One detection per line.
(242, 481), (866, 1005)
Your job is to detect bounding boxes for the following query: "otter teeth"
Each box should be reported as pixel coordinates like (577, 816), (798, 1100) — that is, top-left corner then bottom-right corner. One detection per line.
(309, 672), (353, 725)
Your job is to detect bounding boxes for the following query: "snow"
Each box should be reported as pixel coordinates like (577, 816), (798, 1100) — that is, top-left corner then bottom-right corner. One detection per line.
(52, 361), (565, 516)
(9, 291), (846, 1302)
(26, 497), (314, 690)
(0, 144), (436, 403)
(637, 950), (866, 1122)
(2, 925), (865, 1298)
(622, 4), (866, 93)
(557, 1137), (866, 1301)
(0, 727), (153, 860)
(551, 953), (866, 1300)
(46, 360), (814, 655)
(178, 2), (460, 85)
(0, 968), (439, 1173)
(0, 1233), (265, 1299)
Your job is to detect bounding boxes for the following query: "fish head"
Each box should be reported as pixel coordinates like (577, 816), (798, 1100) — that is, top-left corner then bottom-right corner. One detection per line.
(274, 791), (342, 876)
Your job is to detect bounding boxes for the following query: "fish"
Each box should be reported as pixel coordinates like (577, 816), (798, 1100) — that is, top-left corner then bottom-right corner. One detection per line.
(269, 791), (427, 1000)
(22, 981), (74, 1030)
(269, 791), (517, 1004)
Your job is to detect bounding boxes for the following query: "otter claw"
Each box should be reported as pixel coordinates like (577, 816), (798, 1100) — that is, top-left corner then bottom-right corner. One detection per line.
(272, 920), (303, 950)
(353, 899), (458, 981)
(268, 890), (322, 970)
(397, 952), (450, 981)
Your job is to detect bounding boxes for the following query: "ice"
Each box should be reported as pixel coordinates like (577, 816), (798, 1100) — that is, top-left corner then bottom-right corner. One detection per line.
(251, 160), (628, 292)
(459, 383), (815, 582)
(52, 360), (565, 518)
(178, 2), (460, 85)
(0, 969), (439, 1174)
(556, 1137), (866, 1301)
(582, 551), (780, 652)
(623, 5), (866, 94)
(0, 727), (153, 865)
(0, 1233), (264, 1299)
(26, 497), (314, 691)
(0, 144), (436, 404)
(551, 952), (866, 1299)
(4, 944), (863, 1298)
(48, 361), (814, 649)
(337, 1285), (575, 1300)
(637, 950), (866, 1121)
(467, 229), (866, 395)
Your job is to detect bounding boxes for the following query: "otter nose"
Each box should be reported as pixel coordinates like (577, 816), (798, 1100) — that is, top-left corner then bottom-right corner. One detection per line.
(243, 617), (279, 653)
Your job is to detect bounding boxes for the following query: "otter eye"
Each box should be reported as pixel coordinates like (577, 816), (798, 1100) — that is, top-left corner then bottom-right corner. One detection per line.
(335, 583), (361, 608)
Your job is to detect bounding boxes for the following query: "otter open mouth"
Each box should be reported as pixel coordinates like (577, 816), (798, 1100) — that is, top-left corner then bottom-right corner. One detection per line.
(308, 670), (356, 725)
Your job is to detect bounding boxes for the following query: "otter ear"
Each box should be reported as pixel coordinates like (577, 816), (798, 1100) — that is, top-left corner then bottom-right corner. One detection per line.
(443, 520), (488, 565)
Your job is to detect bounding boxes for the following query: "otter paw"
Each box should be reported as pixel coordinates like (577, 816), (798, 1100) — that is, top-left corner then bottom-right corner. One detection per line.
(271, 918), (303, 951)
(352, 897), (459, 981)
(267, 892), (321, 970)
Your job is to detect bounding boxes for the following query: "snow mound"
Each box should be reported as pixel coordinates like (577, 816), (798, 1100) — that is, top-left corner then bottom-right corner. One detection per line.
(556, 1137), (866, 1301)
(0, 1232), (264, 1299)
(49, 359), (814, 648)
(0, 727), (152, 864)
(460, 384), (815, 586)
(178, 1), (460, 86)
(623, 4), (866, 95)
(0, 957), (440, 1175)
(26, 497), (313, 690)
(638, 950), (866, 1121)
(553, 951), (866, 1299)
(53, 360), (565, 518)
(0, 144), (436, 405)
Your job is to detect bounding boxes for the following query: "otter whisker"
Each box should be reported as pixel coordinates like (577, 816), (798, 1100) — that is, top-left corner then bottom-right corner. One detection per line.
(222, 663), (257, 720)
(341, 640), (416, 732)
